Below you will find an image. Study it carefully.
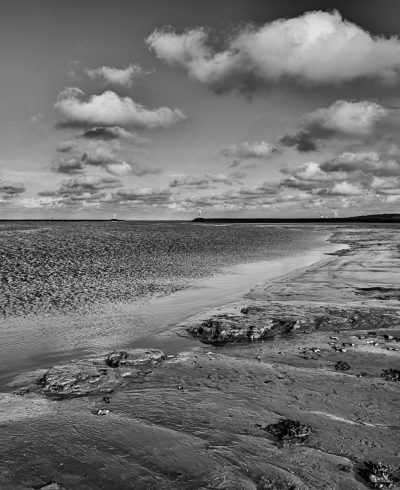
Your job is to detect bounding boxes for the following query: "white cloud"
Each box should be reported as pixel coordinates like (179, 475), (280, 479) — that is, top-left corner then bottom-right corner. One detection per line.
(329, 181), (366, 196)
(54, 132), (157, 177)
(147, 10), (400, 94)
(86, 64), (142, 87)
(221, 141), (277, 159)
(105, 161), (160, 177)
(303, 100), (389, 136)
(55, 88), (186, 129)
(281, 100), (397, 151)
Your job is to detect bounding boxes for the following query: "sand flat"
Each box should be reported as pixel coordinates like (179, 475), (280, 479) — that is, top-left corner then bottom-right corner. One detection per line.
(2, 225), (400, 489)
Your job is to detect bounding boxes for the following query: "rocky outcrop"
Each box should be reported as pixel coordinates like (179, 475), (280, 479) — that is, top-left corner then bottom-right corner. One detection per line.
(186, 314), (298, 345)
(105, 349), (165, 368)
(185, 304), (400, 345)
(14, 349), (165, 397)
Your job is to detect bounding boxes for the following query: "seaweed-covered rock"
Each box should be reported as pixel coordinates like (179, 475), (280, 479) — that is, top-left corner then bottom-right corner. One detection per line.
(335, 361), (350, 371)
(240, 306), (264, 315)
(105, 351), (130, 367)
(105, 349), (165, 368)
(265, 419), (313, 442)
(185, 305), (400, 345)
(381, 369), (400, 381)
(360, 461), (396, 488)
(35, 360), (116, 397)
(15, 349), (165, 397)
(186, 315), (297, 345)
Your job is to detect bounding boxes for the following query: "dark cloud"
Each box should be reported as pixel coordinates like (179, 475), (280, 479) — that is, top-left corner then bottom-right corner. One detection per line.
(81, 126), (142, 142)
(320, 151), (400, 176)
(51, 158), (85, 174)
(0, 181), (25, 197)
(39, 176), (122, 205)
(280, 131), (318, 152)
(113, 188), (172, 206)
(169, 173), (239, 189)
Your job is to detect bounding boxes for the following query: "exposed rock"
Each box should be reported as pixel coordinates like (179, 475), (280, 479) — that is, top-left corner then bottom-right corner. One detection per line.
(32, 482), (66, 490)
(105, 351), (129, 367)
(184, 305), (400, 345)
(240, 306), (264, 315)
(359, 461), (396, 488)
(186, 315), (298, 346)
(356, 286), (400, 301)
(335, 361), (350, 371)
(96, 409), (110, 416)
(263, 419), (313, 442)
(105, 349), (165, 368)
(381, 369), (400, 381)
(14, 349), (165, 398)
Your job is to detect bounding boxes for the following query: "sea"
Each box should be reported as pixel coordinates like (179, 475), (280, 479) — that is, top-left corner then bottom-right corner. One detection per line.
(0, 221), (339, 385)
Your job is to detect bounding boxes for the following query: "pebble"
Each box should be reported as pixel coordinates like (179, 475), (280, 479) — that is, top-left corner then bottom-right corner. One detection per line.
(96, 409), (110, 416)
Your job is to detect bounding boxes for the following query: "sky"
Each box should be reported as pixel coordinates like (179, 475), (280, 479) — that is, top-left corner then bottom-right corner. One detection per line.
(2, 0), (400, 219)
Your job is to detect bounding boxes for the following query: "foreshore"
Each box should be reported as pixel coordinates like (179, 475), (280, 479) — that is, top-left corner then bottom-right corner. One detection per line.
(1, 225), (400, 489)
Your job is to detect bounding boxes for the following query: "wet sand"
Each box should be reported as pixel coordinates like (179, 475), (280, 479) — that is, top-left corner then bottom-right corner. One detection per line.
(2, 225), (400, 489)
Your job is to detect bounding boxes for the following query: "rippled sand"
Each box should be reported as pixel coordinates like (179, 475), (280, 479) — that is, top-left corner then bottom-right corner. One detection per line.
(0, 221), (324, 318)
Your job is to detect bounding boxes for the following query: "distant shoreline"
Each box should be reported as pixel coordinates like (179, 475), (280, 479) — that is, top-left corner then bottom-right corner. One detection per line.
(1, 212), (400, 222)
(193, 213), (400, 223)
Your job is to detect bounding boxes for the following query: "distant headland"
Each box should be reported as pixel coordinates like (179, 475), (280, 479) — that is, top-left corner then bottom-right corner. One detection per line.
(192, 213), (400, 223)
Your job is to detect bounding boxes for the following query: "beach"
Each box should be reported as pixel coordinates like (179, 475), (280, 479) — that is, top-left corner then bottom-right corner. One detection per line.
(1, 224), (400, 489)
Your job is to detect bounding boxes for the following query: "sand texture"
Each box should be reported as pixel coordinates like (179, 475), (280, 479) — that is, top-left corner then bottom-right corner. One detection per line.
(2, 225), (400, 489)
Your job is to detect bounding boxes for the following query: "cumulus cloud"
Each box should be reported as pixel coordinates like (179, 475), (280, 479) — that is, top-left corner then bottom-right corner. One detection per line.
(221, 141), (277, 159)
(112, 187), (172, 206)
(52, 157), (85, 174)
(169, 173), (239, 189)
(58, 175), (122, 195)
(0, 180), (25, 198)
(320, 151), (400, 176)
(105, 161), (161, 177)
(86, 64), (142, 87)
(326, 181), (366, 196)
(54, 136), (157, 177)
(147, 10), (400, 95)
(281, 100), (393, 152)
(278, 145), (400, 203)
(39, 176), (123, 206)
(55, 88), (186, 129)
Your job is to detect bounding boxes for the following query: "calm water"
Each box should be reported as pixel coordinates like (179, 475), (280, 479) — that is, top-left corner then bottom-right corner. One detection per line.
(0, 221), (338, 383)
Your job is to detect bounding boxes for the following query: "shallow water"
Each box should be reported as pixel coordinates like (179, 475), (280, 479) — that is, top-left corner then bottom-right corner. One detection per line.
(0, 222), (338, 385)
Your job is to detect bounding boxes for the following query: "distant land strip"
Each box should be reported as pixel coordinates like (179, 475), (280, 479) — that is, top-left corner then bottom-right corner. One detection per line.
(192, 214), (400, 223)
(0, 214), (399, 223)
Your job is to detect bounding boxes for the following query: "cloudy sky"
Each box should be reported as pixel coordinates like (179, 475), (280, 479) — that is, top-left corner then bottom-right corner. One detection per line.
(2, 0), (400, 219)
